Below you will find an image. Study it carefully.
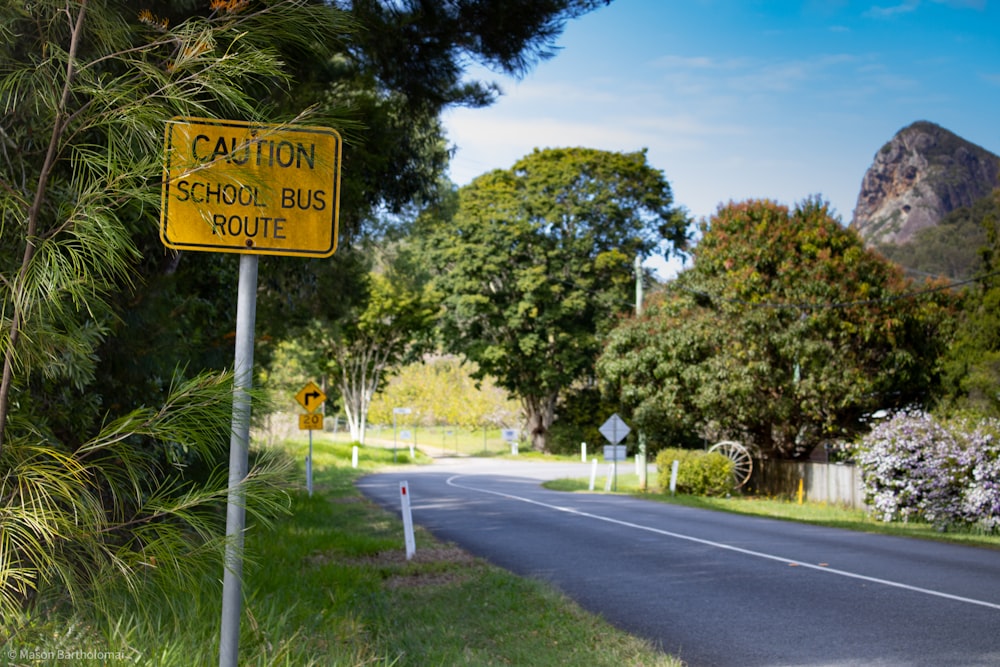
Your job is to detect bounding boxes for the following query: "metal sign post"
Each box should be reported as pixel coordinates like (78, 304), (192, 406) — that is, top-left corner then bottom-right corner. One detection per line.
(599, 413), (631, 492)
(392, 407), (411, 463)
(218, 254), (258, 667)
(296, 382), (327, 496)
(160, 117), (341, 667)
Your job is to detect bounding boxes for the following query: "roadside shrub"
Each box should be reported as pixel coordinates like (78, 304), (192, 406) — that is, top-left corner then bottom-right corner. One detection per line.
(958, 419), (1000, 531)
(655, 448), (697, 490)
(856, 410), (1000, 531)
(655, 448), (733, 497)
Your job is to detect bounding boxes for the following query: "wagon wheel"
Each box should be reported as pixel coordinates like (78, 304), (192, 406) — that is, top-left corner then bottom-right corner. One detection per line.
(708, 441), (753, 489)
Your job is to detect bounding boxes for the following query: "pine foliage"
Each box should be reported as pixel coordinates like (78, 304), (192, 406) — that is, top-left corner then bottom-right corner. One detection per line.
(0, 0), (346, 632)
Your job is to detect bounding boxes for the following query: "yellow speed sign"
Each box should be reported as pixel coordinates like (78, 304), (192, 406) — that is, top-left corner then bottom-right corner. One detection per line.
(299, 413), (323, 430)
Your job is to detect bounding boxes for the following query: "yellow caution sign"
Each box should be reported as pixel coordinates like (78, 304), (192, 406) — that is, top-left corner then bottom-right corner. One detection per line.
(295, 381), (327, 413)
(160, 118), (341, 257)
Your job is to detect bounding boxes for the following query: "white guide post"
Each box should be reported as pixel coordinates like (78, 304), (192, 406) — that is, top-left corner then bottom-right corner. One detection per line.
(399, 481), (416, 560)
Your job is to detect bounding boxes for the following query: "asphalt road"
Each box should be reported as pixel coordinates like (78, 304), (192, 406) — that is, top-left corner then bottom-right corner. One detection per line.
(356, 458), (1000, 667)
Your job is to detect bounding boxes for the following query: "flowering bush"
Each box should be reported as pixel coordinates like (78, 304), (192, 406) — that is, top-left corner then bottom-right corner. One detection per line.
(962, 423), (1000, 531)
(856, 411), (1000, 531)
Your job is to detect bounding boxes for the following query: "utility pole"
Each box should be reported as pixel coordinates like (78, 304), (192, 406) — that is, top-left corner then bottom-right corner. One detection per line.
(635, 254), (643, 315)
(635, 254), (647, 490)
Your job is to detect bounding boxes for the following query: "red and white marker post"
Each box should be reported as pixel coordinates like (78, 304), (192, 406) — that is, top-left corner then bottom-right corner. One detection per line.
(399, 481), (416, 560)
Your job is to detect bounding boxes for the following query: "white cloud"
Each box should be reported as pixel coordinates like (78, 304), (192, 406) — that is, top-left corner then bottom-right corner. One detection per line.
(651, 52), (861, 99)
(651, 54), (748, 70)
(864, 1), (920, 18)
(865, 0), (984, 17)
(932, 0), (985, 8)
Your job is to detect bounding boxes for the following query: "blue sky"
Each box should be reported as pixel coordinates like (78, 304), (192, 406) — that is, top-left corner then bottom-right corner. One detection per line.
(442, 1), (1000, 275)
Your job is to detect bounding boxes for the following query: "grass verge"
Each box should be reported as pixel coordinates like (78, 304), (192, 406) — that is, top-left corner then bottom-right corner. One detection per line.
(544, 476), (1000, 550)
(2, 438), (679, 666)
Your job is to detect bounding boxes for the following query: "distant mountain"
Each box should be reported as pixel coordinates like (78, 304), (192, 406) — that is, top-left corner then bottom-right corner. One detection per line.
(850, 121), (1000, 248)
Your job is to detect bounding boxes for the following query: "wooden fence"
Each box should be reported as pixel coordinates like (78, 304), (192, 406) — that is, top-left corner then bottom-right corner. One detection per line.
(746, 459), (865, 509)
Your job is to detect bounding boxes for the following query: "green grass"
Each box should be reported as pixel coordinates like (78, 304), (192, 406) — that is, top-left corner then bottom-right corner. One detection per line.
(544, 476), (1000, 550)
(2, 439), (679, 666)
(321, 425), (523, 457)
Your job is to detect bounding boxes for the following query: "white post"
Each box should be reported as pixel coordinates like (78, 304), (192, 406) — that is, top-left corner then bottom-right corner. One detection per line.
(399, 481), (416, 560)
(581, 442), (587, 462)
(638, 433), (648, 491)
(605, 463), (614, 491)
(219, 255), (258, 667)
(589, 458), (598, 491)
(670, 460), (680, 495)
(351, 445), (358, 469)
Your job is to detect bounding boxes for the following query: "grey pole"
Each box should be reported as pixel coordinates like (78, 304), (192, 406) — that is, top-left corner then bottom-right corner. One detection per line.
(635, 255), (646, 488)
(219, 254), (259, 667)
(635, 254), (643, 316)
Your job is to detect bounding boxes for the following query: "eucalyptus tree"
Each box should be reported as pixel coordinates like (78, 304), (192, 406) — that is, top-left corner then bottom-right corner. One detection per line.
(0, 0), (348, 625)
(309, 246), (438, 443)
(419, 148), (688, 451)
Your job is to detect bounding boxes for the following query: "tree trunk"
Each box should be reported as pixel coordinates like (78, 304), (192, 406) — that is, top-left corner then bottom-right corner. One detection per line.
(523, 393), (558, 452)
(343, 398), (365, 443)
(338, 354), (374, 445)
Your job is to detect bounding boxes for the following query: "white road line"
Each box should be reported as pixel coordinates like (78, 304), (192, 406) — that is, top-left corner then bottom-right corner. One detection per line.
(445, 474), (1000, 612)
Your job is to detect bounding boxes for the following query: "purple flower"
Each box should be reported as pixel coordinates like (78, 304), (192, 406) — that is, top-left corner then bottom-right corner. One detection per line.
(857, 411), (1000, 531)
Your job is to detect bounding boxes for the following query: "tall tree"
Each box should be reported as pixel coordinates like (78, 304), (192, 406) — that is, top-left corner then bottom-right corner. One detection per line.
(419, 148), (688, 451)
(937, 189), (1000, 415)
(106, 0), (616, 418)
(0, 0), (342, 622)
(598, 198), (956, 459)
(310, 248), (437, 443)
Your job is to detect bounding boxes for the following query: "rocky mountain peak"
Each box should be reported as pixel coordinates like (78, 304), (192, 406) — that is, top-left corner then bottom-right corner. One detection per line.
(849, 121), (1000, 246)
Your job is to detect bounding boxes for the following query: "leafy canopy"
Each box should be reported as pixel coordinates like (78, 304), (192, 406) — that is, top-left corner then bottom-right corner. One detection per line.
(305, 246), (438, 443)
(936, 189), (1000, 415)
(598, 198), (955, 458)
(419, 147), (688, 450)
